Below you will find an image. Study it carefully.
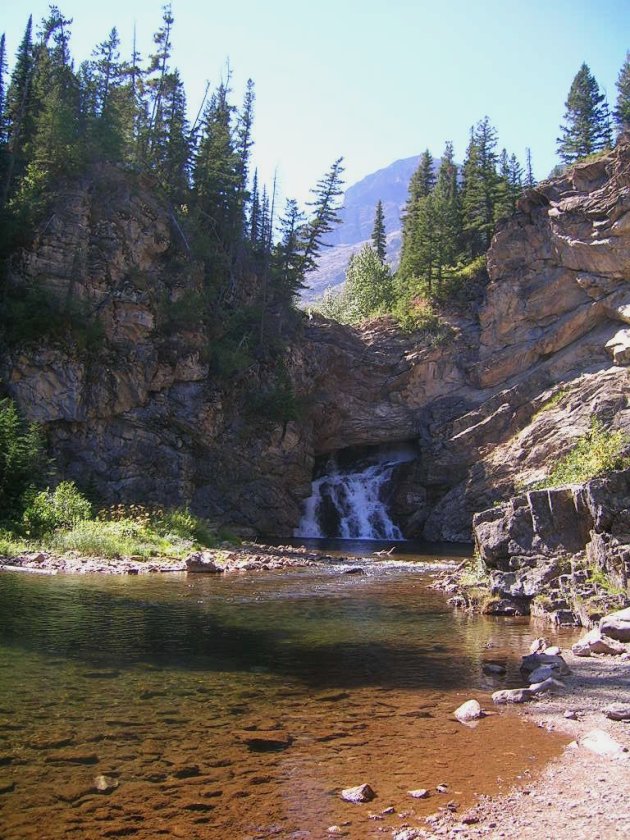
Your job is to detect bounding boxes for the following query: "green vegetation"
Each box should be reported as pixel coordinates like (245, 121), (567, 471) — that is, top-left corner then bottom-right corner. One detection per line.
(0, 397), (48, 524)
(0, 396), (221, 560)
(535, 419), (629, 489)
(557, 63), (612, 164)
(614, 52), (630, 134)
(0, 6), (344, 377)
(530, 386), (571, 421)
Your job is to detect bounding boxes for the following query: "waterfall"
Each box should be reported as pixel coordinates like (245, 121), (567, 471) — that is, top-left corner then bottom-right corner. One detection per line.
(295, 444), (416, 540)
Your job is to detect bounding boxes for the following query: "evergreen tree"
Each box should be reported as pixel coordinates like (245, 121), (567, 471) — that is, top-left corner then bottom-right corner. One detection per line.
(371, 199), (386, 262)
(431, 140), (461, 276)
(192, 81), (241, 276)
(399, 149), (435, 280)
(2, 16), (35, 205)
(525, 147), (535, 188)
(461, 117), (499, 256)
(345, 243), (393, 319)
(0, 34), (7, 146)
(614, 52), (630, 134)
(300, 156), (344, 274)
(557, 63), (613, 163)
(25, 8), (82, 180)
(273, 198), (306, 300)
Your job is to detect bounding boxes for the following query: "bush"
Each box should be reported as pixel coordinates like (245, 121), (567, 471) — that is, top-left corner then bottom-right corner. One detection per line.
(536, 419), (629, 488)
(22, 481), (93, 538)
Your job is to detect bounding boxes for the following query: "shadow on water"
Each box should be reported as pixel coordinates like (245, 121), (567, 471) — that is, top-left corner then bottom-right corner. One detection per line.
(0, 567), (483, 691)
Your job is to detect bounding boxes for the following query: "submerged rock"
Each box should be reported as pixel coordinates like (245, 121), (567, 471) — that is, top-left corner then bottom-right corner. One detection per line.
(340, 783), (375, 803)
(454, 699), (484, 722)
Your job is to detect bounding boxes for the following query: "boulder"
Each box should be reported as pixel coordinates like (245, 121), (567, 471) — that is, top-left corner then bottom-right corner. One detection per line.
(605, 704), (630, 721)
(185, 552), (223, 573)
(520, 652), (571, 676)
(572, 628), (627, 657)
(492, 688), (533, 705)
(454, 699), (484, 722)
(599, 607), (630, 642)
(340, 783), (375, 803)
(580, 729), (628, 758)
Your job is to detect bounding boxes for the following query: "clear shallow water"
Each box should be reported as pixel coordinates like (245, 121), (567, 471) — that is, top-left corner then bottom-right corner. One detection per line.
(0, 554), (577, 839)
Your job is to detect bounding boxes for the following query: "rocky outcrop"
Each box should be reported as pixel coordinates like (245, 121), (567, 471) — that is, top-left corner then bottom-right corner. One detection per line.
(3, 138), (630, 540)
(470, 469), (630, 619)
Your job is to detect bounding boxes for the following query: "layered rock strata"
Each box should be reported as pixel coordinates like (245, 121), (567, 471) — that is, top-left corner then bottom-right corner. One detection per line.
(3, 138), (630, 539)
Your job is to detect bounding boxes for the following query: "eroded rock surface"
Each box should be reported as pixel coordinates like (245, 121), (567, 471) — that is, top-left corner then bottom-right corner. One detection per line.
(3, 138), (630, 542)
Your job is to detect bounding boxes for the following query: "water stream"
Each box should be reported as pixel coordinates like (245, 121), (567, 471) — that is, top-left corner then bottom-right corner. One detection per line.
(295, 444), (416, 539)
(0, 554), (578, 840)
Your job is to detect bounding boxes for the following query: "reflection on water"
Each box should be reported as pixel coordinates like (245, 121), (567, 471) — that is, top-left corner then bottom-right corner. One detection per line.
(0, 555), (577, 839)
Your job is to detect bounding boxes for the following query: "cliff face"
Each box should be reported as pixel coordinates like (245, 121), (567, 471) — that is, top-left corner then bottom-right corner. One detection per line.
(3, 139), (630, 539)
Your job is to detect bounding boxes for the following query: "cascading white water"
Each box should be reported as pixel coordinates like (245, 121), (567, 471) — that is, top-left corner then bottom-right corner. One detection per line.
(295, 444), (417, 539)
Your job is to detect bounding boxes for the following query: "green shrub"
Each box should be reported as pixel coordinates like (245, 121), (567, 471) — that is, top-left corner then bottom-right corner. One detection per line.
(536, 419), (629, 488)
(22, 481), (93, 538)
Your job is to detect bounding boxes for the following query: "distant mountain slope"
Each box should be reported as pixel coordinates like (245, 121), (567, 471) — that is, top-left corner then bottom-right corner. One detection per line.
(301, 154), (421, 302)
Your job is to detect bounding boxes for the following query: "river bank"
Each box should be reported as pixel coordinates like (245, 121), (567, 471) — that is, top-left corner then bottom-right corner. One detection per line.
(0, 542), (333, 576)
(415, 645), (630, 840)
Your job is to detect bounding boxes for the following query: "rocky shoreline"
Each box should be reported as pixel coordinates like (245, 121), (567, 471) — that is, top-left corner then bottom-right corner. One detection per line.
(0, 542), (334, 576)
(410, 628), (630, 840)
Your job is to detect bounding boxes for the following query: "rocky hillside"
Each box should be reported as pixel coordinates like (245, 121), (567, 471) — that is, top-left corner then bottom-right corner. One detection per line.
(2, 138), (630, 542)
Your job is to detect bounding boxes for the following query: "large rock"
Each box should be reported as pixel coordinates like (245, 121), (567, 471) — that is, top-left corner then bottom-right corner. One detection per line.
(572, 628), (627, 657)
(600, 607), (630, 641)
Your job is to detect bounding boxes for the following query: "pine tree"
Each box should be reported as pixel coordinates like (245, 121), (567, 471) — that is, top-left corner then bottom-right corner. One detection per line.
(300, 156), (344, 274)
(0, 34), (7, 146)
(399, 149), (435, 280)
(2, 16), (34, 205)
(273, 198), (306, 300)
(461, 117), (499, 256)
(557, 63), (613, 163)
(614, 52), (630, 134)
(26, 7), (82, 180)
(432, 140), (461, 275)
(371, 199), (386, 262)
(525, 147), (535, 188)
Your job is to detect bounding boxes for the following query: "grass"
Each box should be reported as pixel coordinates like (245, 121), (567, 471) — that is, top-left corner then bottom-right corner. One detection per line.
(534, 418), (629, 489)
(530, 386), (570, 422)
(1, 494), (225, 561)
(48, 518), (196, 559)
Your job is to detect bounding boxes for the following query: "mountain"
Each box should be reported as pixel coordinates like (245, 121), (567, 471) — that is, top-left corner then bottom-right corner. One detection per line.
(300, 154), (421, 302)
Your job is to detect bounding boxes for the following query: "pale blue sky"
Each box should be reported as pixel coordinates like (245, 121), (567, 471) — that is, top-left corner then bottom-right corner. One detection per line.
(0, 0), (627, 205)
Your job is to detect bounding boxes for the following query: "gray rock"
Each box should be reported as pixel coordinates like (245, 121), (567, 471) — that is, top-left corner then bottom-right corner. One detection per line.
(604, 704), (630, 721)
(572, 628), (627, 657)
(340, 783), (375, 803)
(580, 729), (628, 758)
(600, 607), (630, 642)
(454, 699), (484, 722)
(492, 688), (533, 704)
(408, 788), (429, 798)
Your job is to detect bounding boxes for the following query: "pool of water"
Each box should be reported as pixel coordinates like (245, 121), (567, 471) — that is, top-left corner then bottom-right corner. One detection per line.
(0, 554), (578, 839)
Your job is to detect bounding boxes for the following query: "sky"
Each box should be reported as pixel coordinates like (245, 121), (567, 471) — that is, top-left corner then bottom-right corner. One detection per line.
(0, 0), (628, 207)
